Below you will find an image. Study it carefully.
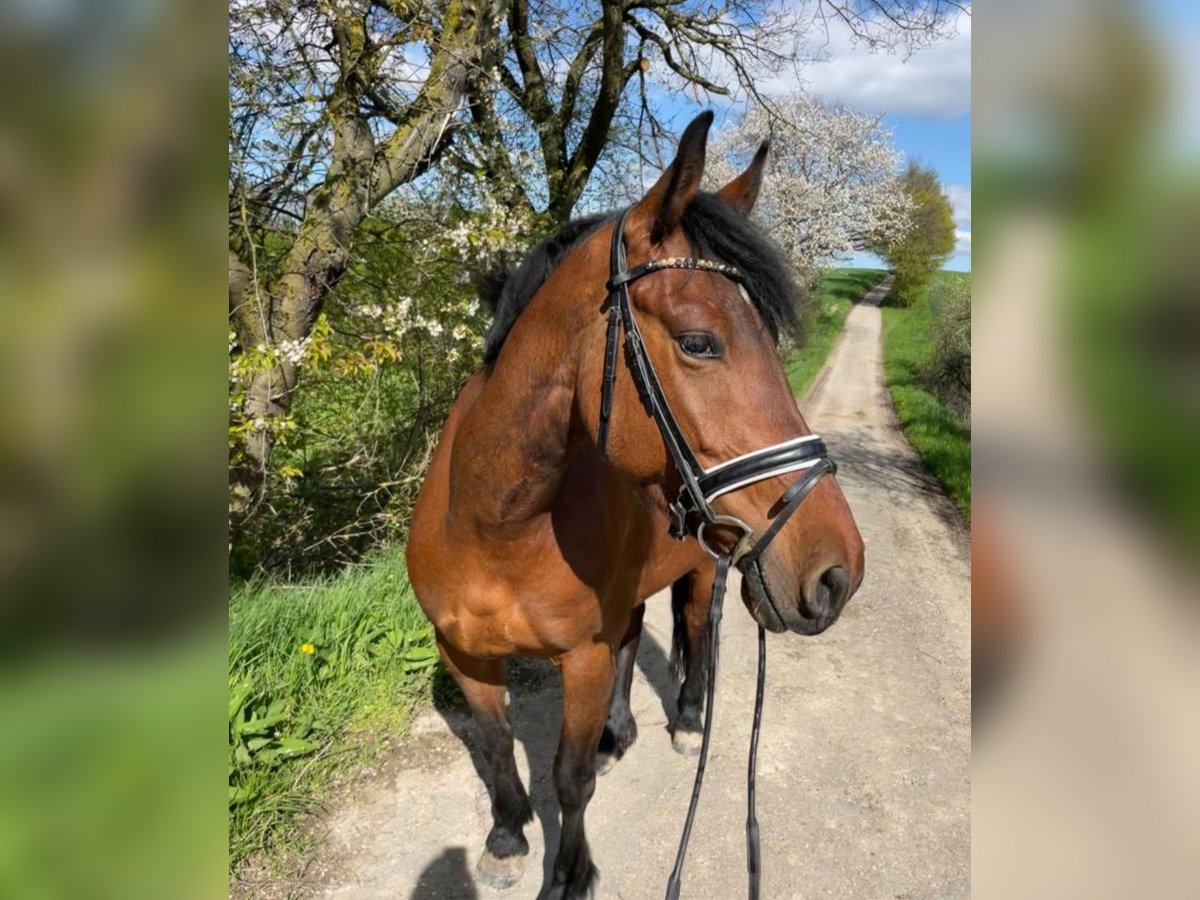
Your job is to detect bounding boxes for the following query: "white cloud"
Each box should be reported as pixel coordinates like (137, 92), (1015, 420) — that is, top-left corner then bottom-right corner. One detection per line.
(945, 184), (970, 224)
(791, 10), (971, 118)
(944, 185), (970, 256)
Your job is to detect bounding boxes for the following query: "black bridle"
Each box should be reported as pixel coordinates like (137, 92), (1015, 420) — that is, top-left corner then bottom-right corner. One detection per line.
(598, 208), (838, 899)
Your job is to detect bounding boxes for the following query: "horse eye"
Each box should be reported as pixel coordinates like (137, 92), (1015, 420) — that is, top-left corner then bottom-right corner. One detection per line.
(676, 332), (721, 359)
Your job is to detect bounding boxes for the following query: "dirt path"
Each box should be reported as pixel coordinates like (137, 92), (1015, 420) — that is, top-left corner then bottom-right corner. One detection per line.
(312, 278), (971, 899)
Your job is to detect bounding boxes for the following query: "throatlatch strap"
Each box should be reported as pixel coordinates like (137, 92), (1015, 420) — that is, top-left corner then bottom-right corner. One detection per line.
(597, 299), (621, 454)
(598, 209), (632, 456)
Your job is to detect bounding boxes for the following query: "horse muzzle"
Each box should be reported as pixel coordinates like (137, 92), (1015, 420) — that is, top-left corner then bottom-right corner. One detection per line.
(739, 554), (854, 636)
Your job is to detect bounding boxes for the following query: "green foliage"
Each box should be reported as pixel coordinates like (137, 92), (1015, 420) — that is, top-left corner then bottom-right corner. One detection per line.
(876, 162), (957, 307)
(2, 642), (223, 900)
(882, 272), (972, 519)
(785, 268), (886, 397)
(228, 554), (439, 867)
(230, 211), (512, 579)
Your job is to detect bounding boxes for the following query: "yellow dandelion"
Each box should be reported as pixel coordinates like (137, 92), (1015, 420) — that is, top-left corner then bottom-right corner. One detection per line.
(300, 642), (316, 655)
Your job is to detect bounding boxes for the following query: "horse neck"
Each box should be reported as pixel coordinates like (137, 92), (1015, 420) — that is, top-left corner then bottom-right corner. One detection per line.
(445, 276), (595, 539)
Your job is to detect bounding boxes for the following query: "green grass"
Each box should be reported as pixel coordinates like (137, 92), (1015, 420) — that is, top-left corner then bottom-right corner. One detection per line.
(786, 268), (886, 397)
(881, 271), (972, 519)
(228, 553), (438, 870)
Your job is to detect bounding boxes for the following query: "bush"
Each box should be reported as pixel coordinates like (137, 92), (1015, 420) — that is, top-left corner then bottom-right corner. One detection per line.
(928, 275), (971, 420)
(881, 275), (972, 519)
(876, 162), (957, 308)
(230, 204), (530, 580)
(886, 265), (933, 308)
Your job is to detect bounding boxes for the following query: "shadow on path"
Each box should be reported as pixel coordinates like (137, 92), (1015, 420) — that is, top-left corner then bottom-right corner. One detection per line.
(409, 847), (477, 899)
(827, 425), (968, 548)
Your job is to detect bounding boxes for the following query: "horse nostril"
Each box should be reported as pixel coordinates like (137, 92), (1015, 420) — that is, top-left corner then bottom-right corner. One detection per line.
(813, 566), (850, 616)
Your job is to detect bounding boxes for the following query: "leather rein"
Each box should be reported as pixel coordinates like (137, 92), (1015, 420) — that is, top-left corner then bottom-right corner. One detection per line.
(597, 208), (838, 899)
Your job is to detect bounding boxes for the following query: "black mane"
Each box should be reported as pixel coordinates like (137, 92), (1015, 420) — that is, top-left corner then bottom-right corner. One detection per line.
(481, 193), (802, 363)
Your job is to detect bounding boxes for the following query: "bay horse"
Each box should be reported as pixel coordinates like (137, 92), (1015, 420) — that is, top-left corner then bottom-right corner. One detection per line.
(407, 111), (865, 899)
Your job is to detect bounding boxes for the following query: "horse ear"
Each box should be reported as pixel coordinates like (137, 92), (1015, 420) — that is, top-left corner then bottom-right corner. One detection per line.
(632, 111), (713, 245)
(716, 140), (769, 214)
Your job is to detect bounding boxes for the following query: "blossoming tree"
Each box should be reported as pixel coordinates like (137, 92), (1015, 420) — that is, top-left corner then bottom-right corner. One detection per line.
(468, 0), (965, 225)
(708, 95), (913, 281)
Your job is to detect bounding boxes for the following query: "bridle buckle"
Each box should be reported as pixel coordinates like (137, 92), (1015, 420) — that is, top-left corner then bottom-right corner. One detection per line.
(668, 503), (689, 540)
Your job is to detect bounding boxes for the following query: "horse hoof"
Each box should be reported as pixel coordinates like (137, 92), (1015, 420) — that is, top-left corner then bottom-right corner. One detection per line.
(596, 752), (618, 776)
(672, 728), (702, 757)
(477, 849), (524, 890)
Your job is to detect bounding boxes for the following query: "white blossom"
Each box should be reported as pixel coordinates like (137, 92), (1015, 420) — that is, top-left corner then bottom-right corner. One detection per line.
(277, 335), (312, 365)
(709, 96), (913, 273)
(439, 194), (533, 269)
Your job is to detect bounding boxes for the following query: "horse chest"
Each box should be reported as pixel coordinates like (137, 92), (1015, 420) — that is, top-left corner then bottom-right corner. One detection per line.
(420, 554), (603, 656)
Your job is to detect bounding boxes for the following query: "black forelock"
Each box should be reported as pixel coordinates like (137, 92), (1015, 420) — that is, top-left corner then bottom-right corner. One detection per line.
(481, 193), (801, 363)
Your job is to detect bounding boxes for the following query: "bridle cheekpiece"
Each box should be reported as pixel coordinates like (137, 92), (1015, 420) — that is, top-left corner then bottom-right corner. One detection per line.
(597, 207), (837, 564)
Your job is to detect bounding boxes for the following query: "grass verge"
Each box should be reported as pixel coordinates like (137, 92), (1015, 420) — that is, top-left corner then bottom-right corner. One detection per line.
(880, 271), (972, 520)
(786, 268), (886, 397)
(228, 553), (438, 872)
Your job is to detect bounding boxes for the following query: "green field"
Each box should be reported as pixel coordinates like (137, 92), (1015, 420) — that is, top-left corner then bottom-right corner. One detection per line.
(880, 271), (972, 519)
(786, 268), (886, 397)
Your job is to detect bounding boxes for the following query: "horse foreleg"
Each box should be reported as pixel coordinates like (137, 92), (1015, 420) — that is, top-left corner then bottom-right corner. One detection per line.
(671, 558), (716, 756)
(597, 602), (644, 774)
(436, 634), (533, 890)
(548, 639), (615, 899)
